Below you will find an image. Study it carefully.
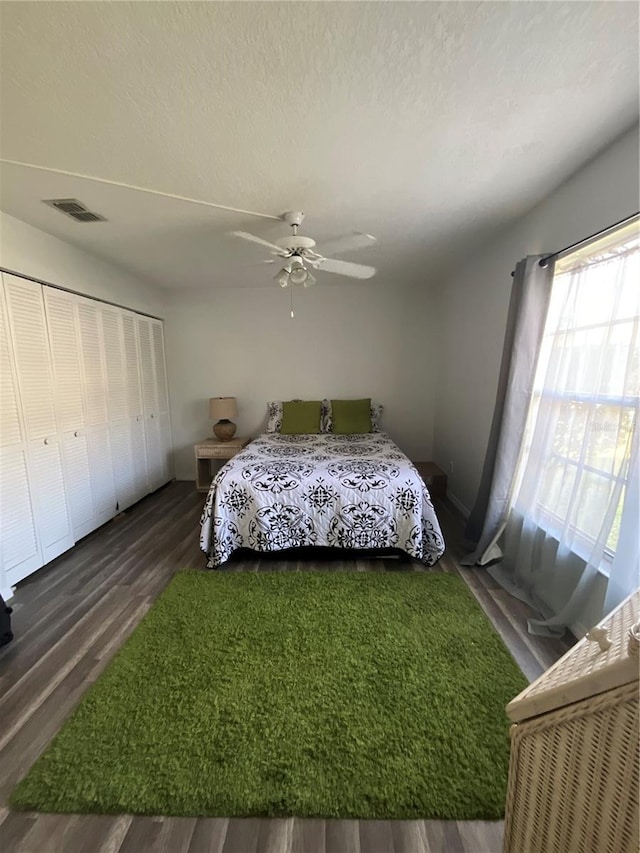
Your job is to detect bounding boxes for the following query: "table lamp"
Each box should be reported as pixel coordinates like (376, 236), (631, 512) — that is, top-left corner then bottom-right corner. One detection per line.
(209, 396), (238, 441)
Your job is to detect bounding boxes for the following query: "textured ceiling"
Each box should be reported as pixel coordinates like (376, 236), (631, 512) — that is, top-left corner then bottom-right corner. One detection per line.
(0, 1), (638, 290)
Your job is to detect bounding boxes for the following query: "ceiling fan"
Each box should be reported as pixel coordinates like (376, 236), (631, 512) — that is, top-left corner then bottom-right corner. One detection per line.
(229, 211), (376, 287)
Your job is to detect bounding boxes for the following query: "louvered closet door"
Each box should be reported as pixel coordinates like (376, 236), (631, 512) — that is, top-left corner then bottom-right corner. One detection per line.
(122, 312), (148, 500)
(3, 275), (73, 566)
(0, 277), (41, 585)
(138, 316), (157, 414)
(151, 319), (173, 484)
(44, 288), (96, 541)
(77, 297), (117, 526)
(102, 306), (137, 512)
(137, 315), (164, 491)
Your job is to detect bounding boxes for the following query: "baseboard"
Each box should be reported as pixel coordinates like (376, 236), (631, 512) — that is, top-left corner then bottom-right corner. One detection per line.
(1, 583), (15, 603)
(447, 491), (470, 519)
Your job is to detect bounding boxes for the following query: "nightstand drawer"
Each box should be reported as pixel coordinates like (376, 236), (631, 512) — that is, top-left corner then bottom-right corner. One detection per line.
(194, 437), (251, 492)
(196, 446), (242, 459)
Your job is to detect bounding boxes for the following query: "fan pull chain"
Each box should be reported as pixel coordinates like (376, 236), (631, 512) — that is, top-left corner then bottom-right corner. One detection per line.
(290, 287), (295, 319)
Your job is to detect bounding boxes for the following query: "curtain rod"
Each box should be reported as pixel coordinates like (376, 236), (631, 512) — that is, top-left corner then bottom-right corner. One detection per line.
(510, 210), (640, 277)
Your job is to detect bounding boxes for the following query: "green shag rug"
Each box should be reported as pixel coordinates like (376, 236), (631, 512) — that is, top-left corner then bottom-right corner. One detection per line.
(12, 571), (527, 819)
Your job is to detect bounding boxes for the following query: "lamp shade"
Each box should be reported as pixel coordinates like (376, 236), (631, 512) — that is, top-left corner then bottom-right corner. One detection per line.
(209, 397), (237, 421)
(289, 266), (308, 286)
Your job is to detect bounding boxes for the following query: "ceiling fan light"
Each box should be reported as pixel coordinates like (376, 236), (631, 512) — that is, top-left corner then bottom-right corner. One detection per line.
(289, 266), (309, 286)
(275, 270), (289, 287)
(303, 272), (317, 288)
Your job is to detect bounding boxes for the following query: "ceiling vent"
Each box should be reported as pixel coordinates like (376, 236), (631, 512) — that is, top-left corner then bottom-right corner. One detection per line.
(42, 198), (106, 223)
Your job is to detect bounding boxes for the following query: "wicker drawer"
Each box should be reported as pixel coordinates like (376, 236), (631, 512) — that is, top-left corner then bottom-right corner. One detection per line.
(504, 588), (640, 853)
(505, 681), (638, 853)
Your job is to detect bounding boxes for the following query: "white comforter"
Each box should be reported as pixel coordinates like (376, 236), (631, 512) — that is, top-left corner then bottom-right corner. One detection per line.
(200, 432), (445, 567)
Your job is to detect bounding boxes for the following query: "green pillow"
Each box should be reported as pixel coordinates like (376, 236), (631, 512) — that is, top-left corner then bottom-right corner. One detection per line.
(280, 400), (322, 434)
(331, 398), (372, 434)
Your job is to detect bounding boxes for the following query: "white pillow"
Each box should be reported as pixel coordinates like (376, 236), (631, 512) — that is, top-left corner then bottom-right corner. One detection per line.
(265, 401), (283, 433)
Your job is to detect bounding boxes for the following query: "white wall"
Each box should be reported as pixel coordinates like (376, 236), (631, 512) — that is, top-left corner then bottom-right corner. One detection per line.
(0, 211), (165, 600)
(0, 211), (165, 317)
(432, 124), (640, 516)
(165, 282), (437, 480)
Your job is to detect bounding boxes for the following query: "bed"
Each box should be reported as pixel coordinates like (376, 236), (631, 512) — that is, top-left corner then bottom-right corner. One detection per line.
(200, 431), (445, 568)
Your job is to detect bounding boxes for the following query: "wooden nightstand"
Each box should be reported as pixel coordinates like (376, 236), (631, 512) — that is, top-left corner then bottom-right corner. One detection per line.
(413, 461), (447, 499)
(194, 437), (251, 493)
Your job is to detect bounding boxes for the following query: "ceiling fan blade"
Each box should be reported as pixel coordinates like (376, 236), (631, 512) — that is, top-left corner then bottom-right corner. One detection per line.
(315, 232), (376, 257)
(228, 231), (287, 254)
(315, 258), (376, 279)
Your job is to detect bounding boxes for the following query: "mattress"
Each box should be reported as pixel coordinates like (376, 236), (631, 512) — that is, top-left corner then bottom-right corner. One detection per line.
(200, 432), (445, 568)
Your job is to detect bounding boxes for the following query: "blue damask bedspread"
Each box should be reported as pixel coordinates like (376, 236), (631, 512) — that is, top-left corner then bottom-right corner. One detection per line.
(199, 433), (445, 568)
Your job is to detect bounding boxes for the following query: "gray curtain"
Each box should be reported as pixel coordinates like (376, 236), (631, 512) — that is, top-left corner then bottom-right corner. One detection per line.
(488, 238), (640, 636)
(461, 256), (555, 566)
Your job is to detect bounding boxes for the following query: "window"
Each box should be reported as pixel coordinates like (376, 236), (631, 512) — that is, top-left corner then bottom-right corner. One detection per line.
(512, 219), (639, 568)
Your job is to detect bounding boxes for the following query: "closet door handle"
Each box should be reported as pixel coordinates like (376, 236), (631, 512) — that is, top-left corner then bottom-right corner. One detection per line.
(74, 430), (80, 438)
(150, 413), (155, 419)
(44, 437), (51, 445)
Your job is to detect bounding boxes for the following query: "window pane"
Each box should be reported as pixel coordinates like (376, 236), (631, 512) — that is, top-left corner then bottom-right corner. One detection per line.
(538, 400), (634, 474)
(552, 250), (640, 330)
(537, 457), (577, 520)
(607, 485), (626, 552)
(570, 470), (619, 544)
(618, 252), (640, 321)
(584, 405), (635, 474)
(545, 321), (636, 397)
(548, 399), (587, 462)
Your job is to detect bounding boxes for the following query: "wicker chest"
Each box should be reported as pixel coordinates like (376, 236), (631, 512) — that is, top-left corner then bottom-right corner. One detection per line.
(504, 588), (639, 853)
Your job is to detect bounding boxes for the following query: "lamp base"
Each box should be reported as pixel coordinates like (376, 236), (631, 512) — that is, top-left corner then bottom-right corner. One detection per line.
(213, 419), (237, 442)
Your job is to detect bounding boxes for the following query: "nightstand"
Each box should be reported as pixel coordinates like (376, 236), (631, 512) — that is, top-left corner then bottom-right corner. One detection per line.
(413, 461), (447, 499)
(194, 437), (251, 493)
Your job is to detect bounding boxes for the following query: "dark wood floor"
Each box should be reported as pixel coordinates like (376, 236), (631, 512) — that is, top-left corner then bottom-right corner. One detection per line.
(0, 481), (573, 853)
